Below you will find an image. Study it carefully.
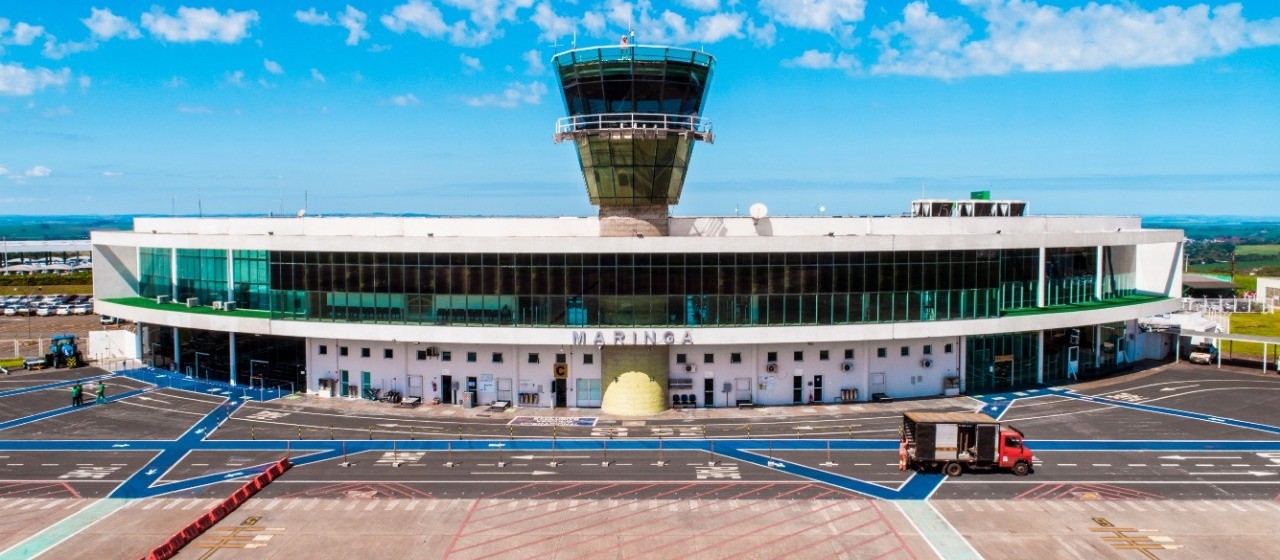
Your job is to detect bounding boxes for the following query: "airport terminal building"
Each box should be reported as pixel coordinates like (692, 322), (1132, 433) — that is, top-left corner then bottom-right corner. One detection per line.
(91, 44), (1183, 414)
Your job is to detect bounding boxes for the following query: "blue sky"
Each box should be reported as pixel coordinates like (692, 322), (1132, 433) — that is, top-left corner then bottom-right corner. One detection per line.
(1, 0), (1278, 217)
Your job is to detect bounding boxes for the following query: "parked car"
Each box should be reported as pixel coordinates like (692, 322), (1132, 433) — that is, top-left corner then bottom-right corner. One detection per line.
(35, 305), (53, 317)
(1188, 343), (1219, 365)
(55, 305), (72, 316)
(99, 315), (120, 325)
(2, 306), (15, 316)
(72, 304), (92, 315)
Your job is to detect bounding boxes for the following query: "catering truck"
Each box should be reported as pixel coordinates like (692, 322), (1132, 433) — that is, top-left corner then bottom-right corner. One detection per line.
(900, 411), (1034, 477)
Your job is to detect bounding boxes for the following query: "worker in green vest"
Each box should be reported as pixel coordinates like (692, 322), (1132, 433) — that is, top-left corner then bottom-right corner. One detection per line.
(95, 381), (106, 405)
(71, 382), (82, 408)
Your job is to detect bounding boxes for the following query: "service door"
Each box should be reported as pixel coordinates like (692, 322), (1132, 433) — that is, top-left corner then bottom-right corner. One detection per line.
(935, 423), (959, 460)
(976, 424), (999, 462)
(735, 377), (752, 403)
(870, 373), (886, 396)
(406, 375), (423, 400)
(497, 378), (513, 403)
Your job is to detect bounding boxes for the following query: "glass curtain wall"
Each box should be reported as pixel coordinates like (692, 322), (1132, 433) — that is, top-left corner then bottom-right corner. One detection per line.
(1100, 246), (1136, 299)
(966, 331), (1039, 393)
(1044, 247), (1097, 306)
(176, 249), (227, 305)
(177, 328), (232, 382)
(262, 249), (1041, 328)
(139, 248), (172, 299)
(1043, 325), (1098, 384)
(141, 323), (174, 370)
(232, 250), (271, 311)
(234, 333), (305, 390)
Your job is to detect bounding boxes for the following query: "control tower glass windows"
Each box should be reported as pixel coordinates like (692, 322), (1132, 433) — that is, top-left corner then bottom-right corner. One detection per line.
(139, 247), (172, 299)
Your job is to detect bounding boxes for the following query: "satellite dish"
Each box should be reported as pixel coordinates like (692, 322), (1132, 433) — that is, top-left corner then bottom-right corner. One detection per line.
(749, 203), (768, 222)
(296, 209), (306, 218)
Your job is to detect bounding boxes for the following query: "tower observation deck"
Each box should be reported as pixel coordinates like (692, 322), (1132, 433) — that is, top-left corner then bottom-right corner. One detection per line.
(553, 43), (715, 235)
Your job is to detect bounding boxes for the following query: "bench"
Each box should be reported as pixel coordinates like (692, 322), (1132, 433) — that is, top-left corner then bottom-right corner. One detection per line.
(736, 400), (755, 409)
(870, 392), (893, 403)
(488, 401), (510, 413)
(396, 396), (422, 409)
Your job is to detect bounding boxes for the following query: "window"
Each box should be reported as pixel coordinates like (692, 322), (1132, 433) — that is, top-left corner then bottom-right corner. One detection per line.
(383, 348), (393, 359)
(767, 351), (778, 362)
(1004, 436), (1021, 448)
(703, 353), (714, 364)
(945, 343), (954, 354)
(361, 348), (371, 358)
(556, 353), (567, 363)
(441, 351), (452, 361)
(819, 350), (829, 361)
(676, 353), (687, 364)
(528, 353), (540, 364)
(318, 345), (328, 355)
(876, 347), (886, 358)
(492, 352), (503, 363)
(793, 351), (804, 362)
(416, 350), (427, 361)
(466, 352), (477, 363)
(844, 349), (854, 360)
(900, 346), (910, 357)
(923, 345), (932, 355)
(339, 346), (349, 357)
(583, 353), (594, 365)
(730, 352), (742, 364)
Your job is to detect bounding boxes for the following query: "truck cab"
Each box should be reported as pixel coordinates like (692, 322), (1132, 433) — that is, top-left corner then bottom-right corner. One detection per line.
(997, 427), (1035, 474)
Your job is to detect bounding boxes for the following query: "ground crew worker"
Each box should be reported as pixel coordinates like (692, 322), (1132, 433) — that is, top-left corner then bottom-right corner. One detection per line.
(71, 382), (83, 408)
(95, 381), (106, 405)
(898, 438), (908, 471)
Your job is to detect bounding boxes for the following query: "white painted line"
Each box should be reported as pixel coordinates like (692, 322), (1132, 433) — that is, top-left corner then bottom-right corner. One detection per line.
(1058, 464), (1077, 467)
(1161, 464), (1179, 467)
(1092, 464), (1111, 467)
(1127, 464), (1147, 467)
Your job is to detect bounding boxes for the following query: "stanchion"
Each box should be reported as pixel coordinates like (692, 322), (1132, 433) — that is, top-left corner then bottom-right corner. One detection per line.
(509, 425), (514, 440)
(702, 426), (707, 439)
(251, 425), (256, 440)
(796, 427), (801, 439)
(456, 426), (462, 440)
(847, 425), (853, 438)
(745, 424), (751, 439)
(296, 426), (302, 440)
(707, 440), (719, 466)
(820, 440), (838, 467)
(601, 439), (611, 467)
(548, 427), (560, 467)
(410, 426), (415, 440)
(653, 436), (668, 467)
(767, 441), (783, 468)
(392, 440), (402, 468)
(329, 426), (334, 440)
(339, 441), (352, 468)
(609, 425), (614, 439)
(496, 443), (507, 468)
(368, 425), (373, 440)
(444, 441), (456, 468)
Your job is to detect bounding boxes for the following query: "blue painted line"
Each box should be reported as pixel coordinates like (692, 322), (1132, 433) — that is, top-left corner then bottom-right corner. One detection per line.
(116, 367), (292, 402)
(0, 389), (147, 432)
(1057, 391), (1280, 435)
(109, 397), (246, 499)
(0, 373), (118, 398)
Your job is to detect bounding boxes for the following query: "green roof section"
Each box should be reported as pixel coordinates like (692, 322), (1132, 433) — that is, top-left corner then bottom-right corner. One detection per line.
(1000, 294), (1171, 318)
(103, 297), (272, 320)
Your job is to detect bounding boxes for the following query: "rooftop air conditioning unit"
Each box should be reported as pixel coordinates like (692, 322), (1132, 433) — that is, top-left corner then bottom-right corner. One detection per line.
(425, 346), (440, 357)
(185, 297), (199, 308)
(156, 295), (171, 305)
(921, 358), (934, 368)
(683, 364), (697, 373)
(211, 301), (223, 310)
(765, 362), (778, 373)
(841, 361), (854, 372)
(222, 301), (236, 312)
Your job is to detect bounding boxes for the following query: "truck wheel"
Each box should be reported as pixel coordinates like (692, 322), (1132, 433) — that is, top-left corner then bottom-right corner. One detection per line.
(1012, 461), (1030, 477)
(943, 462), (963, 477)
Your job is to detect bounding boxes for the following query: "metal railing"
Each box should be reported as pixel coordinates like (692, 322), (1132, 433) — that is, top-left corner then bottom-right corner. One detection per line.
(554, 113), (712, 138)
(1180, 297), (1273, 314)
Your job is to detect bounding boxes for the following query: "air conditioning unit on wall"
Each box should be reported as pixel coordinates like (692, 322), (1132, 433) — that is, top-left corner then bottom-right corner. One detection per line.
(683, 364), (697, 373)
(765, 362), (778, 373)
(921, 358), (933, 368)
(841, 361), (854, 372)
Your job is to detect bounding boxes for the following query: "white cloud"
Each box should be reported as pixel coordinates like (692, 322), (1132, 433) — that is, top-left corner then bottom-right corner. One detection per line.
(391, 93), (420, 106)
(310, 68), (327, 84)
(522, 49), (545, 75)
(0, 167), (8, 175)
(745, 18), (777, 46)
(102, 171), (123, 177)
(8, 22), (44, 45)
(224, 70), (245, 87)
(83, 8), (141, 40)
(760, 0), (866, 35)
(873, 0), (1280, 79)
(463, 80), (546, 108)
(176, 104), (213, 114)
(678, 0), (719, 12)
(41, 36), (98, 60)
(382, 0), (535, 47)
(0, 63), (71, 96)
(582, 12), (607, 36)
(141, 7), (259, 43)
(295, 8), (333, 26)
(530, 1), (574, 43)
(460, 53), (484, 73)
(382, 1), (450, 38)
(782, 49), (857, 70)
(23, 166), (51, 178)
(596, 1), (745, 45)
(264, 58), (284, 75)
(368, 43), (392, 52)
(338, 5), (371, 45)
(164, 76), (187, 88)
(77, 75), (91, 92)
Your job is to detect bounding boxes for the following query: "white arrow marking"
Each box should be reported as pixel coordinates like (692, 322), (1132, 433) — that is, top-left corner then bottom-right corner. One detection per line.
(111, 443), (130, 448)
(224, 471), (244, 478)
(1188, 471), (1276, 477)
(1159, 455), (1241, 461)
(145, 469), (157, 476)
(487, 443), (506, 448)
(468, 471), (555, 476)
(1160, 384), (1200, 392)
(195, 428), (206, 435)
(510, 454), (590, 460)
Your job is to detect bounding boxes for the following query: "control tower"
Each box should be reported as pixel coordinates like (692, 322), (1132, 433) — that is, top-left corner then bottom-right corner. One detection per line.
(553, 41), (715, 236)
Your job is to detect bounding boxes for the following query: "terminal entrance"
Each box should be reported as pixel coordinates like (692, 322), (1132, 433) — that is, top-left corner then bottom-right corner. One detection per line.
(440, 374), (453, 404)
(553, 379), (567, 408)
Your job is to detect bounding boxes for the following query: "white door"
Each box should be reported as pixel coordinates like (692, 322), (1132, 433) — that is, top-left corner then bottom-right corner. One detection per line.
(735, 377), (752, 403)
(406, 375), (423, 399)
(870, 373), (886, 396)
(497, 378), (513, 402)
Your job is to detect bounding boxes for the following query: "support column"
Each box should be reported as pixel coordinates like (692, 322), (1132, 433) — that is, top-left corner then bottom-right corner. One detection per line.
(1095, 245), (1104, 300)
(1037, 247), (1046, 307)
(170, 248), (178, 300)
(1095, 324), (1102, 369)
(1036, 331), (1044, 385)
(958, 336), (967, 394)
(172, 328), (180, 374)
(1174, 335), (1180, 364)
(229, 332), (238, 387)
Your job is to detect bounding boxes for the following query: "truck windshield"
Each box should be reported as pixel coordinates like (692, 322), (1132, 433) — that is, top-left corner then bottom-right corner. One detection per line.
(1004, 437), (1021, 447)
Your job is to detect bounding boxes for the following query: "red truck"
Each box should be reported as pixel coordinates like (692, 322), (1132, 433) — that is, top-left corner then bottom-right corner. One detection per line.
(900, 411), (1034, 477)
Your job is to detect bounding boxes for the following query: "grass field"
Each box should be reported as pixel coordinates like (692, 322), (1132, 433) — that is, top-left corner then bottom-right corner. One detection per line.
(2, 285), (93, 295)
(1236, 244), (1280, 256)
(1224, 312), (1280, 359)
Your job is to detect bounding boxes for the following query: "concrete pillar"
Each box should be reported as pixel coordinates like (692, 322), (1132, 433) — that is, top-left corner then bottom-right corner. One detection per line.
(1095, 324), (1102, 369)
(1095, 245), (1104, 300)
(170, 248), (178, 300)
(226, 251), (234, 303)
(172, 328), (180, 374)
(229, 332), (237, 387)
(1036, 331), (1044, 385)
(1037, 247), (1046, 307)
(958, 336), (967, 394)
